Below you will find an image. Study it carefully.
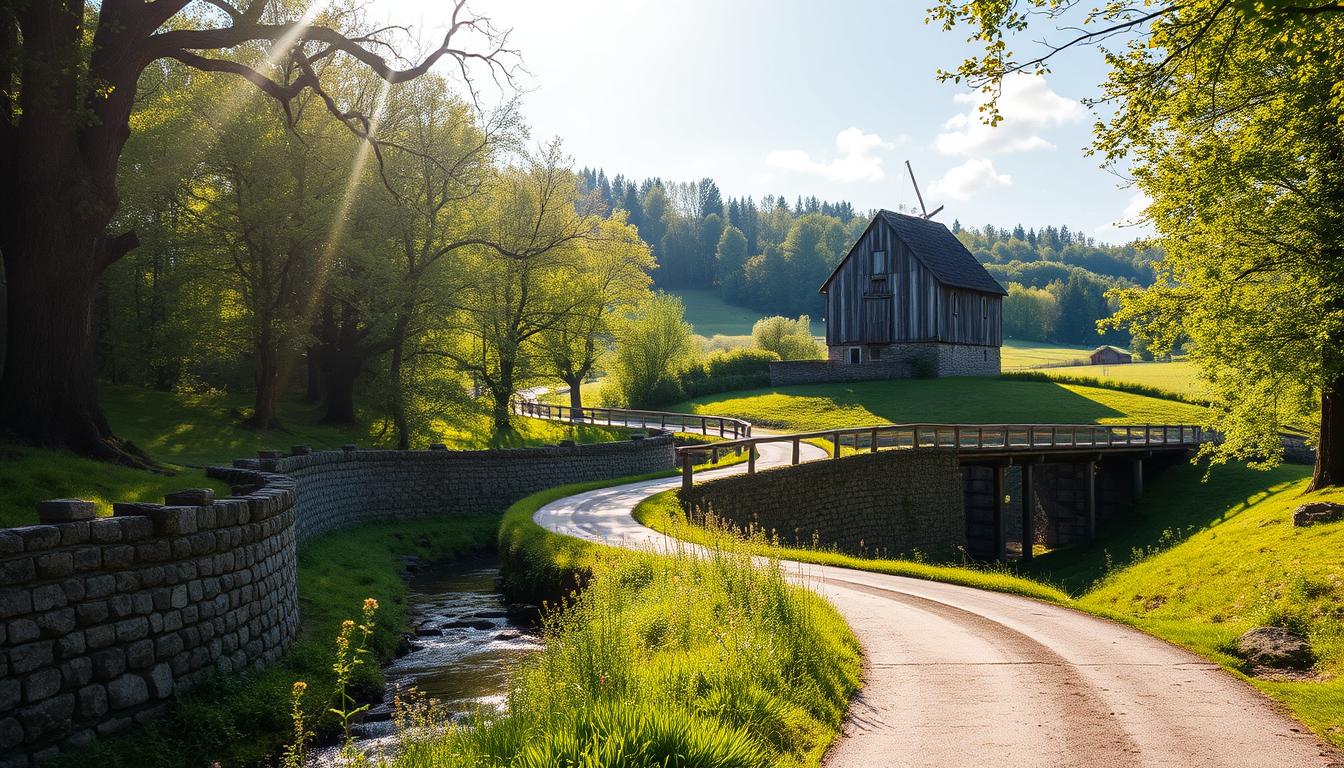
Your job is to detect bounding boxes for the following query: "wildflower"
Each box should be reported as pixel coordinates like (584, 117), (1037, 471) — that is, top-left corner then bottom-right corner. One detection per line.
(292, 681), (307, 696)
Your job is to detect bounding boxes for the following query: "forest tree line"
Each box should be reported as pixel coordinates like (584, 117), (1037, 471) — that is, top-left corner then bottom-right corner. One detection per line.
(578, 168), (1157, 348)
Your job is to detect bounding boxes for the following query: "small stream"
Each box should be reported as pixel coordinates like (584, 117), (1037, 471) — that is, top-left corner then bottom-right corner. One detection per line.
(309, 555), (542, 765)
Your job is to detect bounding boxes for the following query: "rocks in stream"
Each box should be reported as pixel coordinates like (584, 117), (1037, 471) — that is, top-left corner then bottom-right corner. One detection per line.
(492, 630), (523, 641)
(473, 610), (509, 619)
(443, 618), (497, 630)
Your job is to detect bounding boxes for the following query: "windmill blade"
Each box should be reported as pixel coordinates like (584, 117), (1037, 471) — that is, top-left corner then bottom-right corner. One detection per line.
(924, 204), (945, 220)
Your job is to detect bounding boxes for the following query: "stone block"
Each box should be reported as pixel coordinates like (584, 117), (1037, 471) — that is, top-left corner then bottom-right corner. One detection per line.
(35, 551), (74, 579)
(147, 663), (174, 699)
(0, 532), (21, 556)
(89, 518), (125, 544)
(59, 656), (92, 689)
(77, 684), (108, 720)
(107, 674), (149, 710)
(14, 525), (61, 551)
(0, 557), (35, 586)
(24, 668), (63, 703)
(163, 488), (216, 506)
(125, 639), (154, 670)
(7, 618), (39, 645)
(37, 499), (96, 524)
(16, 693), (73, 741)
(91, 648), (125, 681)
(0, 717), (20, 751)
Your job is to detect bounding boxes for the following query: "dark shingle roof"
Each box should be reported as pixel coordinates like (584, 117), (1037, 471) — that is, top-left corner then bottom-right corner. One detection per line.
(875, 210), (1006, 295)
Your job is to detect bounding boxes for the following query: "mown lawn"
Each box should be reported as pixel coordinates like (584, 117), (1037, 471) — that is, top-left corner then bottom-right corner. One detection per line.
(1040, 360), (1204, 399)
(1000, 339), (1097, 369)
(671, 377), (1207, 431)
(667, 288), (768, 337)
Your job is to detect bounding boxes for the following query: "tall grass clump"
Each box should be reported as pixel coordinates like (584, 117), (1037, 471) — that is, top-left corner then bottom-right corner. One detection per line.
(384, 540), (860, 768)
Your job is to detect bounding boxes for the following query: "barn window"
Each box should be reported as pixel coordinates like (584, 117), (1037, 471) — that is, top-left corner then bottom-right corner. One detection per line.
(871, 250), (887, 274)
(981, 297), (987, 320)
(848, 348), (861, 365)
(871, 347), (882, 361)
(951, 290), (958, 317)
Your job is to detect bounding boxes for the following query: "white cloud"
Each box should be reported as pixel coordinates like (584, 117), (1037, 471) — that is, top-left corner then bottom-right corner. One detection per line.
(935, 73), (1086, 157)
(766, 127), (908, 183)
(929, 158), (1011, 201)
(1096, 191), (1153, 236)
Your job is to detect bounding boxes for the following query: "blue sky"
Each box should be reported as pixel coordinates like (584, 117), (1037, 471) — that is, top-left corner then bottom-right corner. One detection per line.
(382, 0), (1150, 241)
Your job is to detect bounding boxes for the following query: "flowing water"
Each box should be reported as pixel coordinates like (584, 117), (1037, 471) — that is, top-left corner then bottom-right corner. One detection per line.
(309, 555), (542, 765)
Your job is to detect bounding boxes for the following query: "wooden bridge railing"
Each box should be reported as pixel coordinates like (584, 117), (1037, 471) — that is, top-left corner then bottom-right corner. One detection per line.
(511, 399), (753, 440)
(673, 422), (1205, 492)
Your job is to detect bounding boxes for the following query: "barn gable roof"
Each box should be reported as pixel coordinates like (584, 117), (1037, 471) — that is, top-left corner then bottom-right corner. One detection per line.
(819, 209), (1008, 295)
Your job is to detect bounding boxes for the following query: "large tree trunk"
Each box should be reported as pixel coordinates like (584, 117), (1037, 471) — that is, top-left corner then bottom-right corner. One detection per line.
(1309, 374), (1344, 491)
(388, 316), (411, 450)
(320, 358), (359, 425)
(247, 338), (282, 430)
(491, 359), (515, 434)
(565, 374), (585, 419)
(304, 346), (322, 404)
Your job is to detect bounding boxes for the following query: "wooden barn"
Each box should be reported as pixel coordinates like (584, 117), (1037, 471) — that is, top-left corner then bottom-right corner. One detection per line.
(818, 209), (1006, 377)
(1089, 345), (1133, 365)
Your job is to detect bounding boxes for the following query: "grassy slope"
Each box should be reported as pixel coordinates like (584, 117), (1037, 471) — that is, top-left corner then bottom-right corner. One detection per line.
(0, 384), (627, 528)
(1000, 339), (1097, 369)
(53, 513), (501, 768)
(634, 491), (1068, 602)
(483, 480), (861, 768)
(1032, 462), (1344, 744)
(641, 456), (1344, 749)
(671, 377), (1206, 430)
(667, 288), (767, 337)
(1040, 360), (1204, 399)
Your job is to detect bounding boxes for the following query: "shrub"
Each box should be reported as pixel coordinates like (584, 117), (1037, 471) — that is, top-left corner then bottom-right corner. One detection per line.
(752, 315), (823, 361)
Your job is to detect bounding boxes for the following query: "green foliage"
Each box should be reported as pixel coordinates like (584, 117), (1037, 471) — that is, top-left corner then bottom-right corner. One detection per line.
(751, 315), (822, 361)
(929, 0), (1344, 478)
(676, 349), (779, 403)
(604, 293), (696, 409)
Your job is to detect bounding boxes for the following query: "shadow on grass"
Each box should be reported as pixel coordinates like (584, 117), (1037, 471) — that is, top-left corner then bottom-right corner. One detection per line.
(1020, 461), (1312, 595)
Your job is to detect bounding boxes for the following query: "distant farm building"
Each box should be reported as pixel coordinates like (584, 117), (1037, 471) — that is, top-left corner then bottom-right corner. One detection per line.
(770, 210), (1006, 385)
(1089, 346), (1133, 366)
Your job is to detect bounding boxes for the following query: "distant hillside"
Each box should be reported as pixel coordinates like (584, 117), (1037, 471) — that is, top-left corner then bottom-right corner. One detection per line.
(579, 170), (1156, 350)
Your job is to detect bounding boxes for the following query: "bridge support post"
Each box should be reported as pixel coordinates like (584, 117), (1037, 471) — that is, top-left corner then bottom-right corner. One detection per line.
(993, 465), (1007, 562)
(682, 452), (694, 495)
(1086, 459), (1097, 541)
(831, 432), (841, 458)
(748, 446), (757, 474)
(792, 438), (800, 465)
(1020, 461), (1034, 562)
(1132, 458), (1144, 499)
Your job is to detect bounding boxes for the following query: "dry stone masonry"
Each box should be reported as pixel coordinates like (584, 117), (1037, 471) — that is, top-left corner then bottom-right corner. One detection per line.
(681, 449), (966, 560)
(0, 436), (674, 766)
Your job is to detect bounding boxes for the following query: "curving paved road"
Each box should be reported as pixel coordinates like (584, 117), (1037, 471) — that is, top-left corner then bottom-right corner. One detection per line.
(533, 428), (1343, 767)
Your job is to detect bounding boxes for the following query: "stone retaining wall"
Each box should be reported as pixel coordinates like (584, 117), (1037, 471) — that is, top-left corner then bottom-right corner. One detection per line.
(0, 437), (674, 766)
(680, 449), (965, 560)
(769, 360), (913, 386)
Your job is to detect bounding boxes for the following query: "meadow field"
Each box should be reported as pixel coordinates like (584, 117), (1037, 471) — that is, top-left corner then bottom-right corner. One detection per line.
(670, 376), (1207, 431)
(1039, 360), (1204, 400)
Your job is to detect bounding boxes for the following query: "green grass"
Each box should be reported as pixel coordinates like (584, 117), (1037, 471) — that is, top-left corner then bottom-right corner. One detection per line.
(1038, 360), (1205, 399)
(1000, 339), (1097, 369)
(0, 384), (629, 529)
(671, 377), (1207, 431)
(0, 445), (230, 528)
(1039, 462), (1344, 743)
(643, 457), (1344, 750)
(635, 490), (1069, 603)
(426, 481), (863, 768)
(103, 383), (627, 468)
(667, 289), (769, 337)
(51, 513), (501, 768)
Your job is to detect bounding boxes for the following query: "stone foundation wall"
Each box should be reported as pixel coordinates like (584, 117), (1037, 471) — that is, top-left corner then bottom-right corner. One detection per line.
(783, 342), (999, 385)
(768, 360), (913, 386)
(0, 437), (674, 766)
(680, 449), (965, 560)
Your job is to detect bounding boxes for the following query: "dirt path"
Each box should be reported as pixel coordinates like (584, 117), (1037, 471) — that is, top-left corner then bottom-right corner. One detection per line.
(531, 431), (1342, 767)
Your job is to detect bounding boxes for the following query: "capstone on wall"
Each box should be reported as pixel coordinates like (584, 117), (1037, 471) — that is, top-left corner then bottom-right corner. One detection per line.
(0, 436), (674, 766)
(680, 448), (965, 560)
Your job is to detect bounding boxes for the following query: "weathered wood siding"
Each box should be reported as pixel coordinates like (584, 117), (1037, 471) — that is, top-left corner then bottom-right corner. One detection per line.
(824, 219), (1002, 347)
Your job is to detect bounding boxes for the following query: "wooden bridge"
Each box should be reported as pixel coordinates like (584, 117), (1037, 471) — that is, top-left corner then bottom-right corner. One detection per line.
(513, 399), (1205, 561)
